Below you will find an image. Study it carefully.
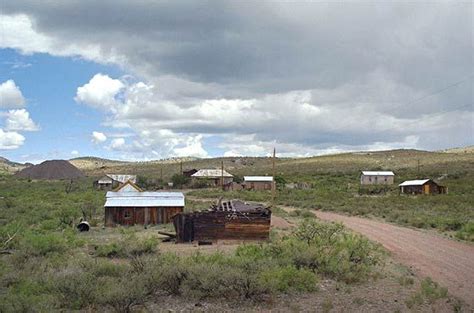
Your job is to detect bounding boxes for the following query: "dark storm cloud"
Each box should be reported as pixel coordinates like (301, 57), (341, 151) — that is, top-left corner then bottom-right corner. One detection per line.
(1, 1), (472, 155)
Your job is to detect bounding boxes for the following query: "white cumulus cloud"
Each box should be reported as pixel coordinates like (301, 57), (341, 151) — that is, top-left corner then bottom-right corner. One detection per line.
(91, 131), (107, 143)
(75, 74), (125, 111)
(5, 109), (39, 131)
(0, 129), (25, 150)
(109, 138), (126, 150)
(0, 80), (26, 108)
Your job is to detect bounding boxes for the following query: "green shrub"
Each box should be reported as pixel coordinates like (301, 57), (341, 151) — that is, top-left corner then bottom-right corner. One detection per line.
(420, 277), (448, 302)
(455, 222), (474, 241)
(52, 271), (98, 310)
(93, 235), (158, 258)
(97, 275), (149, 313)
(94, 242), (125, 258)
(20, 232), (67, 256)
(259, 266), (318, 293)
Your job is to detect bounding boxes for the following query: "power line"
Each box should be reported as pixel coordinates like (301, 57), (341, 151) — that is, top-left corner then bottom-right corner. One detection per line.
(404, 74), (473, 107)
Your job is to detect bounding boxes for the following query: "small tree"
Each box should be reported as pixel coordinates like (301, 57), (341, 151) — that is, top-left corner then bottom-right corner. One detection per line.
(274, 175), (287, 190)
(171, 174), (190, 189)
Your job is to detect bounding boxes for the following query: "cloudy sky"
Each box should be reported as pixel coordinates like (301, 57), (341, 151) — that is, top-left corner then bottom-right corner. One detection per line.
(0, 1), (472, 162)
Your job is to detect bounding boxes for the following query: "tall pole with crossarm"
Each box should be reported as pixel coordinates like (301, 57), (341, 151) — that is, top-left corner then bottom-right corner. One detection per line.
(271, 147), (276, 207)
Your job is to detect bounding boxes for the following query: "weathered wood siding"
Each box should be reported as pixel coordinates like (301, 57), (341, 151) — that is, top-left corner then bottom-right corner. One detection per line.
(245, 181), (273, 191)
(400, 181), (446, 195)
(360, 175), (394, 185)
(173, 210), (271, 243)
(105, 206), (183, 226)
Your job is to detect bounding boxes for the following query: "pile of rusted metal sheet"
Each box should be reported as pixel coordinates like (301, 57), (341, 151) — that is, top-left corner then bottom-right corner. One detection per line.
(172, 200), (271, 243)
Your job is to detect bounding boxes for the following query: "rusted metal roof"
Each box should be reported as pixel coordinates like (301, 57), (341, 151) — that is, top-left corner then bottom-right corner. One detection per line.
(361, 171), (395, 176)
(244, 176), (273, 182)
(106, 174), (137, 183)
(105, 191), (185, 207)
(191, 169), (233, 178)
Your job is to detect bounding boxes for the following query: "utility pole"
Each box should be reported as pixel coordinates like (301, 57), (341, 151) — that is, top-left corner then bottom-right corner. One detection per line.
(180, 161), (183, 175)
(271, 147), (276, 207)
(160, 167), (163, 181)
(417, 159), (420, 178)
(221, 160), (225, 191)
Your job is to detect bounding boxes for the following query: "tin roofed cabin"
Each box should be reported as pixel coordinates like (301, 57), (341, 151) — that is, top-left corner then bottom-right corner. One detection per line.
(244, 176), (274, 191)
(399, 179), (447, 195)
(360, 171), (395, 185)
(104, 191), (185, 226)
(191, 169), (233, 187)
(95, 174), (137, 190)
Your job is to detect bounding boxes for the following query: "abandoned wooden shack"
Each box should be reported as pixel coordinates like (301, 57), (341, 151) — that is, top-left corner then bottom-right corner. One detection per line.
(360, 171), (395, 185)
(104, 191), (185, 226)
(243, 176), (274, 190)
(94, 174), (137, 190)
(172, 200), (271, 243)
(399, 179), (447, 195)
(191, 169), (233, 186)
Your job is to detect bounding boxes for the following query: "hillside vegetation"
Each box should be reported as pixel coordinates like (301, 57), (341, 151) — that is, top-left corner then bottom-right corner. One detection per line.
(64, 148), (474, 240)
(0, 177), (387, 311)
(0, 148), (471, 311)
(188, 149), (474, 241)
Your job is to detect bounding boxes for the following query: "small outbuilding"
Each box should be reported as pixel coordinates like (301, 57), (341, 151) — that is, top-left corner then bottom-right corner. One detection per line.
(104, 191), (185, 226)
(399, 179), (447, 195)
(182, 169), (198, 177)
(360, 171), (395, 185)
(191, 169), (233, 186)
(243, 176), (274, 190)
(172, 200), (271, 243)
(95, 174), (137, 190)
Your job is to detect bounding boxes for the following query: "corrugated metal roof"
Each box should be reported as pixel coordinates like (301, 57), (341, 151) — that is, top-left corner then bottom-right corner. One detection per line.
(191, 169), (233, 178)
(398, 179), (430, 186)
(105, 191), (185, 207)
(106, 174), (137, 183)
(361, 171), (395, 176)
(244, 176), (274, 182)
(98, 178), (113, 184)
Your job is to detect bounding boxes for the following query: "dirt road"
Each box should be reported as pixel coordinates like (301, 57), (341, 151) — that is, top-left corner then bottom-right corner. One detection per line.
(314, 211), (474, 307)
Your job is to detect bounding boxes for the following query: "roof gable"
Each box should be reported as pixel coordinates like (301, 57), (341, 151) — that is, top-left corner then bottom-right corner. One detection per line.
(114, 180), (143, 192)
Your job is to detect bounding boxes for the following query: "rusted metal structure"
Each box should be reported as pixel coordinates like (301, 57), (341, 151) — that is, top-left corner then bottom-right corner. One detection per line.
(104, 191), (185, 226)
(243, 176), (274, 190)
(399, 179), (447, 195)
(172, 200), (271, 243)
(360, 171), (395, 185)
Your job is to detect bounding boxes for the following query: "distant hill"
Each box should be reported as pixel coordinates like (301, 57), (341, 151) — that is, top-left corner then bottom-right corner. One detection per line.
(0, 157), (29, 174)
(15, 160), (85, 180)
(69, 157), (130, 170)
(69, 156), (199, 171)
(440, 146), (474, 154)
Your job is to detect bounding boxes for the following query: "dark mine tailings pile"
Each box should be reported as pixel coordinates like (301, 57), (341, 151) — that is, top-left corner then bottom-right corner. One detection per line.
(15, 160), (85, 180)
